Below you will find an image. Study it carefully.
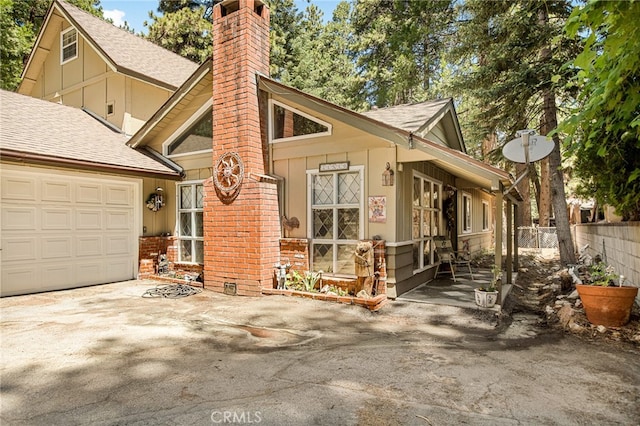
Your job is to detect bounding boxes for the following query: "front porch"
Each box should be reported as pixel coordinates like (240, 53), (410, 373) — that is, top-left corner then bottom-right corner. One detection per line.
(398, 267), (514, 311)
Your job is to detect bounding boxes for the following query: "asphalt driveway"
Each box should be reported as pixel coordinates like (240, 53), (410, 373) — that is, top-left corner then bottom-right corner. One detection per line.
(1, 280), (639, 425)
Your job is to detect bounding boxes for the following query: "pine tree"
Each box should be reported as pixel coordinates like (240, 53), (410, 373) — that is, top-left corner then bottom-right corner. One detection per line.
(450, 0), (579, 265)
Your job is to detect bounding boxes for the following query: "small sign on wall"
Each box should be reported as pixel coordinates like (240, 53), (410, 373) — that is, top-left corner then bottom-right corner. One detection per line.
(368, 196), (386, 223)
(319, 161), (349, 172)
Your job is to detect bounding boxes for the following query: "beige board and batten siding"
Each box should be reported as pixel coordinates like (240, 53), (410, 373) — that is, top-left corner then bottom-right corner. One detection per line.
(27, 19), (172, 135)
(270, 102), (399, 243)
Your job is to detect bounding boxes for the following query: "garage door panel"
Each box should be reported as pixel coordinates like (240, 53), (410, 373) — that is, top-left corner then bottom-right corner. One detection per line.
(76, 236), (103, 256)
(41, 208), (72, 230)
(2, 176), (36, 200)
(2, 237), (37, 261)
(106, 186), (132, 205)
(2, 207), (37, 230)
(41, 236), (73, 259)
(42, 264), (74, 288)
(42, 180), (71, 203)
(1, 168), (139, 297)
(106, 258), (133, 282)
(77, 184), (102, 204)
(106, 235), (131, 255)
(106, 210), (132, 230)
(1, 267), (41, 296)
(76, 262), (104, 285)
(76, 209), (102, 229)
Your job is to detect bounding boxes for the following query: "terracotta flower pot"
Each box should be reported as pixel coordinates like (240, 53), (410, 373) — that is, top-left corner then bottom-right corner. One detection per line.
(576, 284), (639, 327)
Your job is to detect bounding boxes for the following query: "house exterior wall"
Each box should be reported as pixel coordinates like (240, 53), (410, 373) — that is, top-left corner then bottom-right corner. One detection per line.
(26, 20), (172, 135)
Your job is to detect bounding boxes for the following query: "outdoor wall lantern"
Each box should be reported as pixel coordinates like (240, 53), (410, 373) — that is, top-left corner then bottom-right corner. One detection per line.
(382, 162), (395, 186)
(146, 187), (165, 212)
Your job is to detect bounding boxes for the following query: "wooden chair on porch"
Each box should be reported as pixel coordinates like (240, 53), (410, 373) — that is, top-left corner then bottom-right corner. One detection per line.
(434, 237), (474, 282)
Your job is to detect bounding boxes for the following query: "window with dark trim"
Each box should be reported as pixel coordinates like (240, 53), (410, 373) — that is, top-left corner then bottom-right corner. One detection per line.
(462, 193), (472, 233)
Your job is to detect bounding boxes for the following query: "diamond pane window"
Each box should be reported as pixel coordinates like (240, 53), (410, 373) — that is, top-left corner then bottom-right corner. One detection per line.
(313, 175), (333, 205)
(196, 185), (204, 208)
(309, 168), (363, 276)
(337, 244), (357, 274)
(313, 209), (333, 239)
(177, 183), (204, 264)
(338, 208), (358, 240)
(313, 244), (333, 273)
(180, 186), (192, 209)
(338, 173), (359, 204)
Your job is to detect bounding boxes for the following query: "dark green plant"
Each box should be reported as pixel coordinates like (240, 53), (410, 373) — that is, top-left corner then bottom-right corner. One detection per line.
(558, 0), (640, 221)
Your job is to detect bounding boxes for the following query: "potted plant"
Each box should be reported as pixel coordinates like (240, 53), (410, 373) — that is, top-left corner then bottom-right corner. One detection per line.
(475, 265), (500, 308)
(575, 261), (638, 327)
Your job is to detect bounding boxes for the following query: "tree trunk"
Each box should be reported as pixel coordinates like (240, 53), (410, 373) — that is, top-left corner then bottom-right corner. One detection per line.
(529, 163), (541, 216)
(515, 163), (532, 226)
(539, 157), (551, 226)
(538, 8), (576, 265)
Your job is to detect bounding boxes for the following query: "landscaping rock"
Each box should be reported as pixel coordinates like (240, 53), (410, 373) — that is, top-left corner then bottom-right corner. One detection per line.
(558, 305), (575, 327)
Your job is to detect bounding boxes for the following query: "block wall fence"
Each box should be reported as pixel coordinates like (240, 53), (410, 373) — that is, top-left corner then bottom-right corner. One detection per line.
(573, 222), (640, 302)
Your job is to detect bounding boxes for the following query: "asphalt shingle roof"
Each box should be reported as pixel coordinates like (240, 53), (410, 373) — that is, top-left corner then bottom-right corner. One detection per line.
(57, 0), (198, 89)
(360, 99), (452, 133)
(0, 90), (177, 175)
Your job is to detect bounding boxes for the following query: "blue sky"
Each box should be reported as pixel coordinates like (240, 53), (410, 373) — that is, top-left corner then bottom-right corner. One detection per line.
(101, 0), (341, 34)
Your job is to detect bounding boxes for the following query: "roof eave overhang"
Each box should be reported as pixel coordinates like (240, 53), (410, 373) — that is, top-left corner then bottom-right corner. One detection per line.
(0, 149), (182, 180)
(259, 76), (511, 193)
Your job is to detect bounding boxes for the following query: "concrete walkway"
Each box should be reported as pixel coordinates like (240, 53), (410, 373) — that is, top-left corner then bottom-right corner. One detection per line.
(2, 279), (638, 425)
(398, 268), (512, 311)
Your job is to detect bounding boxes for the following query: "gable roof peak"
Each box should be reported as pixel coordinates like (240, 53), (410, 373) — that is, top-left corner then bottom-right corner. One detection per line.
(20, 0), (198, 93)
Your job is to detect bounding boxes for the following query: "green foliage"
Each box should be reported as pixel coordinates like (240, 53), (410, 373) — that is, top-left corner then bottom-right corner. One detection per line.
(282, 1), (366, 111)
(350, 0), (456, 107)
(559, 0), (640, 221)
(0, 0), (102, 90)
(588, 262), (617, 287)
(144, 5), (211, 63)
(287, 270), (322, 292)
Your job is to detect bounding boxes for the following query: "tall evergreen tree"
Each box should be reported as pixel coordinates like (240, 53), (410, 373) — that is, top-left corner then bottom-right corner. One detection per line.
(283, 1), (365, 110)
(450, 0), (579, 265)
(144, 0), (213, 63)
(350, 0), (455, 107)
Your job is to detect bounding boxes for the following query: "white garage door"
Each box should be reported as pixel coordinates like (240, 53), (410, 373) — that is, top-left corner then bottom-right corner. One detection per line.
(1, 167), (140, 297)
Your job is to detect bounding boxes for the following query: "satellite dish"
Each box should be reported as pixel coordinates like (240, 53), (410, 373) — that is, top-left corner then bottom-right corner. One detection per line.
(502, 134), (554, 164)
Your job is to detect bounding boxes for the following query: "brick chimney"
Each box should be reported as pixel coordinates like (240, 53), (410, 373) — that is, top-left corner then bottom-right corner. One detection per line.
(203, 0), (280, 296)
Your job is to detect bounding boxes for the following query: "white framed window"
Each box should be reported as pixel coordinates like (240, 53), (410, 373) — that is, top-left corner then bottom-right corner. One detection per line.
(270, 100), (332, 143)
(462, 192), (472, 233)
(412, 173), (442, 271)
(307, 166), (364, 275)
(177, 181), (204, 264)
(61, 27), (78, 64)
(482, 200), (490, 231)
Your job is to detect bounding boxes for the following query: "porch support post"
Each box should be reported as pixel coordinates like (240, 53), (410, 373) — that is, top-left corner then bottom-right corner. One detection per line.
(495, 186), (504, 301)
(506, 197), (513, 285)
(513, 203), (519, 273)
